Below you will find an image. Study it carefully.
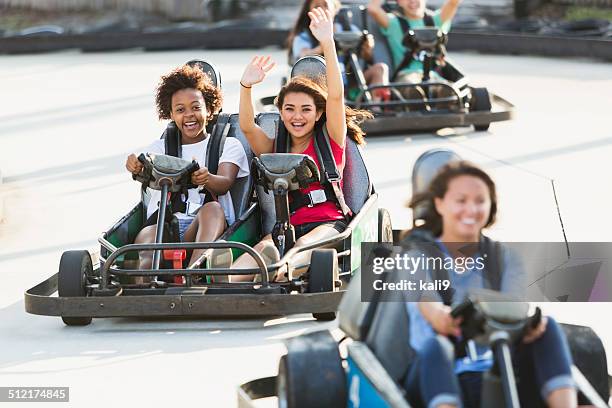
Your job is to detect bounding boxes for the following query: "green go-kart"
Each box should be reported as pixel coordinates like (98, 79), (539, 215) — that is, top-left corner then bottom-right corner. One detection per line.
(24, 59), (392, 326)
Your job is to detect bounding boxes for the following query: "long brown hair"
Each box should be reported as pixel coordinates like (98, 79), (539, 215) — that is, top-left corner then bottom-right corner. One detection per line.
(286, 0), (341, 64)
(408, 161), (498, 237)
(275, 76), (372, 145)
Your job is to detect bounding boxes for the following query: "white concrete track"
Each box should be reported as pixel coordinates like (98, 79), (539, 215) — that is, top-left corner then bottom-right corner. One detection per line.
(0, 48), (611, 407)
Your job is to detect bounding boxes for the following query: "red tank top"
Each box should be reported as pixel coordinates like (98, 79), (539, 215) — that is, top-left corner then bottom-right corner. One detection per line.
(290, 136), (346, 226)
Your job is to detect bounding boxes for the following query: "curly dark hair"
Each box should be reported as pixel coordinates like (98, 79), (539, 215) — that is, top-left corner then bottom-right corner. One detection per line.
(275, 76), (372, 145)
(155, 65), (222, 121)
(408, 160), (498, 237)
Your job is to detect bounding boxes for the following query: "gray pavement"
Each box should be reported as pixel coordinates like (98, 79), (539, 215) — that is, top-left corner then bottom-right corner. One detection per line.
(0, 48), (611, 407)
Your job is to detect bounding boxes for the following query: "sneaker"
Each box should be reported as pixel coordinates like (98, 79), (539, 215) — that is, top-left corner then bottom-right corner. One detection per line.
(259, 241), (280, 266)
(256, 241), (281, 283)
(207, 241), (233, 283)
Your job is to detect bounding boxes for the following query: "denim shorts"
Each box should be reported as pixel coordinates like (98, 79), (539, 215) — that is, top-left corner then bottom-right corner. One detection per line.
(177, 216), (196, 242)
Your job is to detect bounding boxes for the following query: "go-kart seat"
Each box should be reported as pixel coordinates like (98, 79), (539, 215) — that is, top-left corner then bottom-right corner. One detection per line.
(338, 263), (415, 384)
(254, 112), (373, 235)
(411, 148), (461, 225)
(223, 113), (255, 220)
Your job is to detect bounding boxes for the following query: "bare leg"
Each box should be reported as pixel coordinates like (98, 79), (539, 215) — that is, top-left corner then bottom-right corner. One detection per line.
(182, 201), (227, 265)
(230, 224), (340, 282)
(364, 62), (389, 102)
(286, 224), (340, 280)
(134, 225), (157, 269)
(546, 387), (577, 408)
(231, 234), (274, 282)
(133, 225), (157, 283)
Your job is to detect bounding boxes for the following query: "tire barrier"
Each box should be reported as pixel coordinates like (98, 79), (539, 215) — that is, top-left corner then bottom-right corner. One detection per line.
(0, 24), (610, 61)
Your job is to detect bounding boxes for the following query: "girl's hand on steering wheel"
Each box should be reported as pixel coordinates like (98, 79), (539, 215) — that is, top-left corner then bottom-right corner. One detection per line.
(191, 167), (210, 187)
(126, 153), (143, 175)
(523, 316), (548, 344)
(431, 305), (462, 337)
(308, 6), (334, 49)
(240, 56), (276, 88)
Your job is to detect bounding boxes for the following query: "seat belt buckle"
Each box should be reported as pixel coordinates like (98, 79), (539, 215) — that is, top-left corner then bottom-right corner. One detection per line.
(307, 189), (327, 207)
(325, 171), (341, 183)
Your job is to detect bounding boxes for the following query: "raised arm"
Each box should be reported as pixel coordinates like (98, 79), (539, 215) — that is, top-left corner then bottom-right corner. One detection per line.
(309, 6), (346, 148)
(439, 0), (462, 24)
(239, 56), (276, 156)
(367, 0), (390, 29)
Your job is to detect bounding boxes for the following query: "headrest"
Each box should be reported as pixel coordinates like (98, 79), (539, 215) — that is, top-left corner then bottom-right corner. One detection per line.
(402, 28), (446, 52)
(335, 31), (364, 51)
(412, 149), (461, 195)
(411, 148), (461, 224)
(186, 59), (222, 90)
(290, 55), (326, 87)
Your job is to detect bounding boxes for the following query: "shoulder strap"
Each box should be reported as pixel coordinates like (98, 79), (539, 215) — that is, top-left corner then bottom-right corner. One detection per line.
(163, 121), (181, 158)
(396, 13), (411, 34)
(314, 121), (340, 183)
(206, 113), (231, 174)
(402, 229), (455, 305)
(315, 123), (352, 218)
(424, 10), (435, 27)
(275, 120), (290, 153)
(392, 16), (414, 81)
(202, 113), (231, 204)
(481, 235), (503, 291)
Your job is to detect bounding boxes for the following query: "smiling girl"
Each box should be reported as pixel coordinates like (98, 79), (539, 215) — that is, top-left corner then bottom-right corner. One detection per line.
(400, 161), (577, 408)
(125, 64), (249, 270)
(234, 6), (371, 280)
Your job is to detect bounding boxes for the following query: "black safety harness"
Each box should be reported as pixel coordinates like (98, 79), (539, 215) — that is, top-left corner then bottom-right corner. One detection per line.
(161, 113), (232, 215)
(402, 228), (503, 305)
(275, 119), (352, 220)
(391, 10), (436, 81)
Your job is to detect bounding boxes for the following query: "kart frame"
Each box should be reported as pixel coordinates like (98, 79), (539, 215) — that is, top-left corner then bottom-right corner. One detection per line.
(24, 192), (380, 320)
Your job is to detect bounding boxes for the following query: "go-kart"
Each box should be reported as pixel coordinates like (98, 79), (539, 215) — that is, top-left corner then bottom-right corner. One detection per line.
(238, 271), (610, 407)
(259, 4), (514, 134)
(24, 59), (392, 325)
(238, 149), (610, 407)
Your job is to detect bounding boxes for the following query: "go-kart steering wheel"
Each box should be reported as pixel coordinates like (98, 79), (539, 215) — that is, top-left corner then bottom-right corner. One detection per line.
(133, 153), (200, 192)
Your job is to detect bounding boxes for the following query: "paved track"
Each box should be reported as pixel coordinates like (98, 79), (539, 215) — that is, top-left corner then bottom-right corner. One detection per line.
(0, 48), (611, 407)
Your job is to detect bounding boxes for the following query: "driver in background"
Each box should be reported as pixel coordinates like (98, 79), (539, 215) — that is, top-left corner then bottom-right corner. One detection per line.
(125, 65), (249, 271)
(288, 0), (390, 104)
(399, 161), (577, 408)
(367, 0), (460, 84)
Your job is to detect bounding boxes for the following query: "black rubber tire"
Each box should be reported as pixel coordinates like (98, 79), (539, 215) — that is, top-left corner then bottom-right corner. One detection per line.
(561, 323), (610, 404)
(308, 249), (338, 321)
(378, 208), (393, 243)
(276, 331), (347, 408)
(471, 87), (492, 131)
(58, 250), (93, 326)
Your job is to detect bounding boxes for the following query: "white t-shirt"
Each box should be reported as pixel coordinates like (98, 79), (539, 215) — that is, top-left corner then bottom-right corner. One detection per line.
(143, 136), (250, 225)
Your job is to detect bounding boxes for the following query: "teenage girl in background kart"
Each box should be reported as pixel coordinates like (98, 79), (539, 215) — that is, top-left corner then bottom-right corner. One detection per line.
(367, 0), (461, 83)
(288, 0), (390, 104)
(401, 161), (577, 407)
(233, 6), (372, 282)
(125, 64), (250, 271)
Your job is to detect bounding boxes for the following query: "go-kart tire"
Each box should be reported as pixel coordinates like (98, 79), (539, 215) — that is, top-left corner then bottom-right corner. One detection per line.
(378, 208), (393, 243)
(561, 323), (610, 404)
(307, 249), (338, 321)
(58, 250), (93, 326)
(471, 87), (492, 131)
(276, 331), (346, 408)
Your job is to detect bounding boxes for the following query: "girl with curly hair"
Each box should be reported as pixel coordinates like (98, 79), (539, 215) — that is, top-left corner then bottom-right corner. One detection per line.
(125, 64), (249, 270)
